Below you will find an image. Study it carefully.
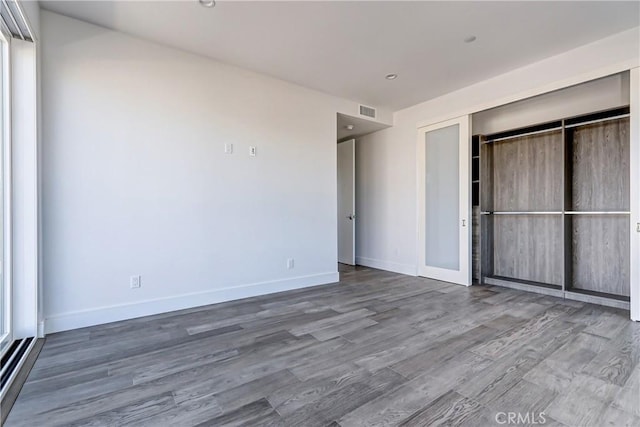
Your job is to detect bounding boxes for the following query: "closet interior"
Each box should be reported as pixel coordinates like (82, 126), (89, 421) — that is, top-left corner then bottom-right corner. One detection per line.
(471, 73), (631, 309)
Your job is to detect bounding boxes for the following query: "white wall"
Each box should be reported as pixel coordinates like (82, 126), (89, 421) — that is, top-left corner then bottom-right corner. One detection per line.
(355, 131), (417, 275)
(357, 27), (640, 276)
(40, 11), (390, 333)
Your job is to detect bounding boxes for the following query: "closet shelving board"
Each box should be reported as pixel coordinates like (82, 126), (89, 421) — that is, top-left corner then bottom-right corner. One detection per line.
(471, 136), (481, 282)
(477, 106), (631, 309)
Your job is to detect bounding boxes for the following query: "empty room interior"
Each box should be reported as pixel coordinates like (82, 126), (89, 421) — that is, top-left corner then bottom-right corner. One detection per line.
(1, 0), (640, 426)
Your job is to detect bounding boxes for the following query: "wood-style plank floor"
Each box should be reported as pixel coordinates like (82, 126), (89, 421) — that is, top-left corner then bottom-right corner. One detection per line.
(6, 265), (640, 426)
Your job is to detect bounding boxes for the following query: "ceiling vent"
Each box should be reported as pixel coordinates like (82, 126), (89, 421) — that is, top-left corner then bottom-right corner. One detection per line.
(359, 105), (376, 119)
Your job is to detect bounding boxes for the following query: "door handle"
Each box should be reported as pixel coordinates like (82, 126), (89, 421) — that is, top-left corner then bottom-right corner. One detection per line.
(637, 222), (640, 233)
(348, 214), (356, 220)
(462, 219), (466, 227)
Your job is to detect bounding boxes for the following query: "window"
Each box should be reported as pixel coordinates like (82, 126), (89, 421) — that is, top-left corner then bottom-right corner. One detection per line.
(0, 23), (10, 356)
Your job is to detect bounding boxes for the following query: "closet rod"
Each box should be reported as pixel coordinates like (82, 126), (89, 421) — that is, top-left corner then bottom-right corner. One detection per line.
(564, 113), (630, 129)
(486, 126), (562, 143)
(481, 211), (563, 215)
(565, 211), (630, 215)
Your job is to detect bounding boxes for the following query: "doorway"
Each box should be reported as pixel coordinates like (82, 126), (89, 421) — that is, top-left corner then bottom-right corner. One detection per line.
(336, 112), (391, 268)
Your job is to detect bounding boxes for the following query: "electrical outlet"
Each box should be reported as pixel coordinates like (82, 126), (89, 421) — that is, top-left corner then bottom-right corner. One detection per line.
(130, 275), (141, 289)
(249, 146), (257, 157)
(287, 258), (294, 269)
(224, 143), (233, 154)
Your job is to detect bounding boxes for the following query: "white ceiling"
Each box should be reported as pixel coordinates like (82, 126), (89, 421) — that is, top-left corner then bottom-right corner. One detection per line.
(337, 113), (390, 142)
(41, 1), (640, 111)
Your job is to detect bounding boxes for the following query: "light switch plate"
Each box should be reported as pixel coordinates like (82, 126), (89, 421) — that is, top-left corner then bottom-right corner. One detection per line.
(130, 275), (141, 289)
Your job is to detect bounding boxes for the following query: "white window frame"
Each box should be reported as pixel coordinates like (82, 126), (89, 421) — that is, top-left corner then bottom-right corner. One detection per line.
(0, 22), (12, 356)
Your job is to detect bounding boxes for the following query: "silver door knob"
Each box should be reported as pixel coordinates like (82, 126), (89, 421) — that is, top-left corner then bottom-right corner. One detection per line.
(348, 214), (355, 220)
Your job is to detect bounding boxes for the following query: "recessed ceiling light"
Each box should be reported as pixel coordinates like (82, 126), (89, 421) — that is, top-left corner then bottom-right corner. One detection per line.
(385, 74), (398, 80)
(464, 35), (477, 43)
(346, 125), (355, 130)
(199, 0), (216, 8)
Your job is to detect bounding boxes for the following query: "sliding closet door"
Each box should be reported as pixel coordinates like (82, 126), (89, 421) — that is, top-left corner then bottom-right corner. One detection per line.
(418, 116), (471, 285)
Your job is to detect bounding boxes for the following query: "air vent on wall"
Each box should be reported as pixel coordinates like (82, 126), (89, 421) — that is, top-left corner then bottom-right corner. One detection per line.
(359, 105), (376, 119)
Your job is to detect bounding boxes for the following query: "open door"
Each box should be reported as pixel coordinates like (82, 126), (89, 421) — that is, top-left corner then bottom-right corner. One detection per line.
(418, 116), (471, 285)
(338, 139), (355, 265)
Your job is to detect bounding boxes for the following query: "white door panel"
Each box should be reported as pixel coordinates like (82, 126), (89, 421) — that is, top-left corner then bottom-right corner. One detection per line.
(338, 139), (355, 265)
(418, 116), (471, 285)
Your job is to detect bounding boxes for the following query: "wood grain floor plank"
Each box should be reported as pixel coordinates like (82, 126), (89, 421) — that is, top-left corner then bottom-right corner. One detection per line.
(485, 378), (556, 415)
(128, 394), (223, 427)
(611, 365), (640, 417)
(268, 365), (372, 417)
(66, 392), (177, 427)
(310, 317), (378, 342)
(337, 380), (439, 427)
(391, 325), (499, 380)
(215, 369), (301, 413)
(193, 398), (280, 427)
(279, 368), (406, 426)
(546, 388), (610, 427)
(288, 308), (376, 337)
(469, 305), (573, 360)
(398, 390), (483, 427)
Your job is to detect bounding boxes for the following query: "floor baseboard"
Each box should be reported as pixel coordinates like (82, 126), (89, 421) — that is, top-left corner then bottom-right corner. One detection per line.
(44, 272), (339, 334)
(355, 256), (417, 276)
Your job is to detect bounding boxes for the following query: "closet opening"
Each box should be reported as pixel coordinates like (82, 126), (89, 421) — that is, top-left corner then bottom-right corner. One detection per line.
(471, 72), (634, 310)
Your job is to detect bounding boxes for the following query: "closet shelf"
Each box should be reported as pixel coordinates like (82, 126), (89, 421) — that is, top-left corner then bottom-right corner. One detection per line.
(563, 106), (630, 128)
(564, 113), (630, 129)
(487, 126), (562, 143)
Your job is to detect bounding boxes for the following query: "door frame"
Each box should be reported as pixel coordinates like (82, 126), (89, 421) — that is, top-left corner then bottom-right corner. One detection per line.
(416, 115), (471, 286)
(630, 68), (639, 321)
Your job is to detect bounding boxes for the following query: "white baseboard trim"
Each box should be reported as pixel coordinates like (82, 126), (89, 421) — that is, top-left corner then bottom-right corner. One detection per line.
(37, 321), (45, 338)
(355, 257), (417, 276)
(44, 272), (339, 334)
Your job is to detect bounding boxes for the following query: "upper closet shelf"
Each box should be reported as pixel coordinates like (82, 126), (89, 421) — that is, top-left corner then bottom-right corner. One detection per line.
(564, 106), (629, 128)
(484, 121), (562, 143)
(482, 106), (630, 142)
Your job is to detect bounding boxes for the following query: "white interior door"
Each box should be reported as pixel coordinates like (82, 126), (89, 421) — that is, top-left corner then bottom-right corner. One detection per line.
(418, 116), (471, 285)
(338, 139), (355, 265)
